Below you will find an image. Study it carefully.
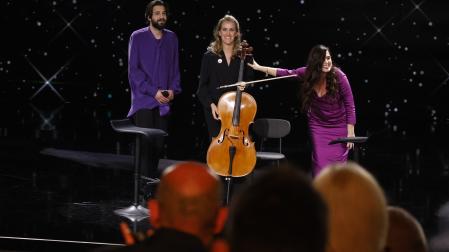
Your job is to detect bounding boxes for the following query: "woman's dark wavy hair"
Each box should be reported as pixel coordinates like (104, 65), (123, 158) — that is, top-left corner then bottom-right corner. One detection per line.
(300, 45), (339, 112)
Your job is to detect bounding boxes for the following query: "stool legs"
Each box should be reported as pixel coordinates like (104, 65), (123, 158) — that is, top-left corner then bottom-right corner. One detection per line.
(114, 136), (149, 222)
(133, 136), (141, 206)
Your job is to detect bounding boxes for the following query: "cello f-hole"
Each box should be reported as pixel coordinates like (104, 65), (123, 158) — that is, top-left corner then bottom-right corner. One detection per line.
(217, 128), (228, 144)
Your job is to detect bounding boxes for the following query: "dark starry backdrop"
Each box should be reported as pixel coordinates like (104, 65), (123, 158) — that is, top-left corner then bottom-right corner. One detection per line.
(1, 0), (448, 153)
(0, 0), (449, 246)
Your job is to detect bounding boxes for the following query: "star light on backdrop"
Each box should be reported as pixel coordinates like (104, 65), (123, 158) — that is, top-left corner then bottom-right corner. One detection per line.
(399, 0), (431, 24)
(363, 16), (395, 47)
(25, 56), (73, 102)
(30, 103), (64, 132)
(50, 11), (86, 45)
(428, 59), (449, 97)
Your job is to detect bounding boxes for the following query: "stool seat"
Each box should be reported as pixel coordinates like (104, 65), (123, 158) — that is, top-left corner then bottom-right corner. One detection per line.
(329, 136), (368, 145)
(111, 119), (167, 138)
(329, 136), (369, 163)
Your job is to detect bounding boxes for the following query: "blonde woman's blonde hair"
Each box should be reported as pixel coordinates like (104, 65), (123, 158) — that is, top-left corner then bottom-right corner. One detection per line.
(208, 14), (241, 56)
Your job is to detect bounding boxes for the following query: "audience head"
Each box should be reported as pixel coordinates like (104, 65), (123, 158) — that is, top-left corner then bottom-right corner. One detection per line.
(385, 206), (428, 252)
(313, 162), (388, 252)
(228, 165), (328, 252)
(148, 161), (227, 246)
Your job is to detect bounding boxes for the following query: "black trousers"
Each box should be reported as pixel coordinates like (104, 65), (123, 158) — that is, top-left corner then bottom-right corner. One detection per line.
(132, 108), (167, 178)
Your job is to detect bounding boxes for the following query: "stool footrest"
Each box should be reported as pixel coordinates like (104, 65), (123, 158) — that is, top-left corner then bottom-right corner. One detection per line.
(114, 205), (149, 222)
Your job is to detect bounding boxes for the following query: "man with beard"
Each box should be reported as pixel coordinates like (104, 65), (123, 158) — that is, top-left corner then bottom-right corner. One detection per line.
(127, 0), (181, 180)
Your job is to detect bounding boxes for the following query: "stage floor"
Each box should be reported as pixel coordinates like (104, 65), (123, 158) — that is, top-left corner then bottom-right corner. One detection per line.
(0, 102), (448, 251)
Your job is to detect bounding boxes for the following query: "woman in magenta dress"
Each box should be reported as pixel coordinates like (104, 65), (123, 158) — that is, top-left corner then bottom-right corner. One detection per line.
(248, 45), (356, 176)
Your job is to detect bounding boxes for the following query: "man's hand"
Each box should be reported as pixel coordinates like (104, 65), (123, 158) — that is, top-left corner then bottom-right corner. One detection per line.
(167, 90), (174, 101)
(155, 90), (170, 104)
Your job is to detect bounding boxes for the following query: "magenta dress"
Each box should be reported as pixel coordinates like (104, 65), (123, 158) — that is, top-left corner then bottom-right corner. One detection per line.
(277, 67), (356, 175)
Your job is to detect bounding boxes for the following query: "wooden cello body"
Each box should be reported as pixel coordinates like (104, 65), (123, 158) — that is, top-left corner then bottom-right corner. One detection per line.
(206, 40), (257, 177)
(207, 91), (257, 177)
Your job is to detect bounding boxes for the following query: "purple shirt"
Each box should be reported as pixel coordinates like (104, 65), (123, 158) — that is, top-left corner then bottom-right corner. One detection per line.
(277, 67), (356, 127)
(127, 27), (181, 117)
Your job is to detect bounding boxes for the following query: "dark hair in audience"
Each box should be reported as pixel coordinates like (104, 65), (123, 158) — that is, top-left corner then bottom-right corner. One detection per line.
(228, 165), (328, 252)
(385, 206), (428, 252)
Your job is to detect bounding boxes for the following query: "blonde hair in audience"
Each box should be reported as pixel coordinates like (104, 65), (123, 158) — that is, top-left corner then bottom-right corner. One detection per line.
(313, 162), (388, 252)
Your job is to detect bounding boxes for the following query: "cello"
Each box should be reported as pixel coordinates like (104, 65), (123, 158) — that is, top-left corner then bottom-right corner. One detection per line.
(206, 40), (257, 181)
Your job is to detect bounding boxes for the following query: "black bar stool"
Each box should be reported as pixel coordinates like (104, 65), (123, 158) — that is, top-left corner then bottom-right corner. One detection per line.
(110, 118), (167, 221)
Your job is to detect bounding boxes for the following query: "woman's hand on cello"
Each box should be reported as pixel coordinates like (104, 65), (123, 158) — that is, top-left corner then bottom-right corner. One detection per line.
(211, 103), (220, 120)
(248, 59), (271, 76)
(238, 81), (246, 91)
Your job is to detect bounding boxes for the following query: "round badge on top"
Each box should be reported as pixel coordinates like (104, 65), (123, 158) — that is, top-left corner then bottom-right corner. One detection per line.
(218, 58), (222, 64)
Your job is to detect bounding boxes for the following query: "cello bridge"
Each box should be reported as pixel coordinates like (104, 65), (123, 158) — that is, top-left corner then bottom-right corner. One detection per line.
(228, 134), (240, 139)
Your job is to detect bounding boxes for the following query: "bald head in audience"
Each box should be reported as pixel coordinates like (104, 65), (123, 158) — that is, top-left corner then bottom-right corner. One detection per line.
(313, 162), (388, 252)
(385, 206), (428, 252)
(148, 161), (227, 246)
